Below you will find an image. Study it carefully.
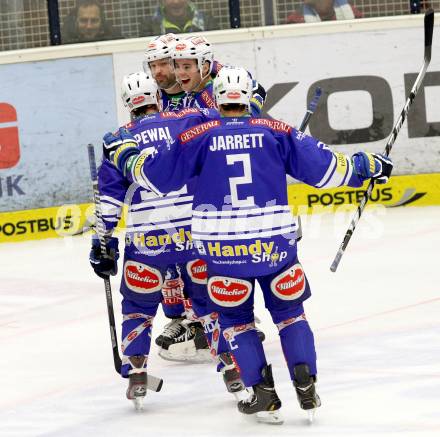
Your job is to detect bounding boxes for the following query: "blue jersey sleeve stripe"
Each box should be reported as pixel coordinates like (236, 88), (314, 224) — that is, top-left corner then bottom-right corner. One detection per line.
(315, 155), (337, 188)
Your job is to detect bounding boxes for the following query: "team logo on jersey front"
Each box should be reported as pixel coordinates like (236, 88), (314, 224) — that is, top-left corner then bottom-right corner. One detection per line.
(186, 259), (207, 284)
(270, 263), (306, 300)
(207, 276), (252, 307)
(124, 260), (163, 293)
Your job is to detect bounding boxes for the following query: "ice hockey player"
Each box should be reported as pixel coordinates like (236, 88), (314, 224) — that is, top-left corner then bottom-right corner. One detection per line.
(102, 66), (393, 423)
(172, 35), (266, 116)
(144, 33), (185, 112)
(171, 34), (268, 344)
(144, 32), (266, 354)
(145, 33), (209, 359)
(91, 71), (248, 408)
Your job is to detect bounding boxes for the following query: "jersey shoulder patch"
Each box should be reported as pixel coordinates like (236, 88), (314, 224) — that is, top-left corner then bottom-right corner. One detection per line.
(161, 108), (200, 119)
(250, 118), (292, 134)
(200, 90), (216, 108)
(179, 120), (221, 144)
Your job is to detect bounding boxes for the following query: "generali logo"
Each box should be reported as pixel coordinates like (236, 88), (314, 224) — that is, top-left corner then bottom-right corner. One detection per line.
(0, 103), (20, 169)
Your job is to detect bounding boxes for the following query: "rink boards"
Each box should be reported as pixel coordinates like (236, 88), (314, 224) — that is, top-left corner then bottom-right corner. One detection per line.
(1, 15), (440, 215)
(1, 15), (439, 242)
(1, 173), (439, 243)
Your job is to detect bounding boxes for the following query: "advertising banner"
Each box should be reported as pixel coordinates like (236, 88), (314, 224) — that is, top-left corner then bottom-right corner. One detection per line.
(1, 173), (438, 243)
(0, 55), (118, 212)
(1, 20), (439, 242)
(113, 25), (440, 174)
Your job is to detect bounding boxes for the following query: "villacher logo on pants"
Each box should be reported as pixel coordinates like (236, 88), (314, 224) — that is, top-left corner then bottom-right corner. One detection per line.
(0, 103), (20, 169)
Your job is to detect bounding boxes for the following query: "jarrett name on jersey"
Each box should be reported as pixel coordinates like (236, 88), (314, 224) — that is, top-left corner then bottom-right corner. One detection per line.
(122, 116), (365, 277)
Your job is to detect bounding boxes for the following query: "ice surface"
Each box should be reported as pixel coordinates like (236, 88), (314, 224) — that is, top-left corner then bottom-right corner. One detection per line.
(1, 206), (439, 436)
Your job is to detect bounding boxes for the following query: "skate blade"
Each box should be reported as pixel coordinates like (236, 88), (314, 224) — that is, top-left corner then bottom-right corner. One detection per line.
(132, 397), (144, 411)
(307, 408), (317, 424)
(256, 410), (284, 425)
(158, 348), (211, 364)
(233, 388), (252, 402)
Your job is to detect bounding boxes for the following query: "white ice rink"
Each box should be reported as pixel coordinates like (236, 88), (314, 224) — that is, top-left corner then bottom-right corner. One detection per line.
(1, 206), (439, 437)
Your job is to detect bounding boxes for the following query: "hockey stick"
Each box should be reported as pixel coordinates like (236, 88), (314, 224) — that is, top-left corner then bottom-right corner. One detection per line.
(87, 144), (163, 392)
(330, 9), (435, 273)
(299, 87), (322, 132)
(295, 87), (323, 241)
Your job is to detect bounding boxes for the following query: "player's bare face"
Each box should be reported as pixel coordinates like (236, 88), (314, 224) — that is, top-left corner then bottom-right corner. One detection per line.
(148, 59), (176, 89)
(173, 59), (201, 92)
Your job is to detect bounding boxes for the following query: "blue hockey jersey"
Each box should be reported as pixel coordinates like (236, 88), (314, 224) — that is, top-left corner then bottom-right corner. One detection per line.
(99, 108), (217, 264)
(180, 80), (217, 111)
(160, 90), (185, 112)
(124, 116), (365, 276)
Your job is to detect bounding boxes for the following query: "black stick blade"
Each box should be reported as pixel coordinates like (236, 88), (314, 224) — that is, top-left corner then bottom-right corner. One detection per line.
(424, 9), (434, 61)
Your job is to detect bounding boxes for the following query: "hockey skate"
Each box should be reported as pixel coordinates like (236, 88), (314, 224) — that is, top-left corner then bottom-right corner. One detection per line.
(293, 364), (321, 423)
(237, 364), (283, 425)
(218, 352), (250, 401)
(155, 317), (185, 348)
(157, 319), (211, 363)
(126, 356), (148, 411)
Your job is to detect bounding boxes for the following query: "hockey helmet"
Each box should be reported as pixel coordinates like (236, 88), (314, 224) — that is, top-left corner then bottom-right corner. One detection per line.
(121, 71), (160, 111)
(213, 66), (253, 109)
(172, 35), (214, 77)
(144, 33), (179, 63)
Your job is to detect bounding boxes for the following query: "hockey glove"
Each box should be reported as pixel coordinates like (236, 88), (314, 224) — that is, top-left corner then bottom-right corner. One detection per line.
(89, 235), (119, 279)
(103, 127), (140, 173)
(352, 152), (393, 184)
(250, 80), (266, 115)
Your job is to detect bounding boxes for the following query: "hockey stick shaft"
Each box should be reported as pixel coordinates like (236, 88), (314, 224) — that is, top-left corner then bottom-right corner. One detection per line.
(87, 144), (163, 392)
(295, 87), (323, 241)
(299, 87), (322, 132)
(330, 9), (434, 272)
(87, 144), (122, 375)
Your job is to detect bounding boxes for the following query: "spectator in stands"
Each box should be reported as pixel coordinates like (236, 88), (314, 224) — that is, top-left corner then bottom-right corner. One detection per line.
(286, 0), (363, 24)
(62, 0), (121, 44)
(410, 1), (432, 14)
(139, 0), (218, 36)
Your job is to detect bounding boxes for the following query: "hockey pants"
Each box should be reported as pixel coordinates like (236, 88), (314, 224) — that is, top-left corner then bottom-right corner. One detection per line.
(206, 257), (317, 387)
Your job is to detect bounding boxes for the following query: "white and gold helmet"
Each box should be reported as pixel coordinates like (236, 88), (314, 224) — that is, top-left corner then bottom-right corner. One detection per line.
(213, 66), (252, 109)
(144, 33), (179, 63)
(121, 71), (160, 111)
(172, 35), (214, 78)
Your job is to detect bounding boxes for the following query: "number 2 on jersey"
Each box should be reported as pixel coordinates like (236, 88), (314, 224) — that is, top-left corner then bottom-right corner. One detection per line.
(226, 153), (255, 207)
